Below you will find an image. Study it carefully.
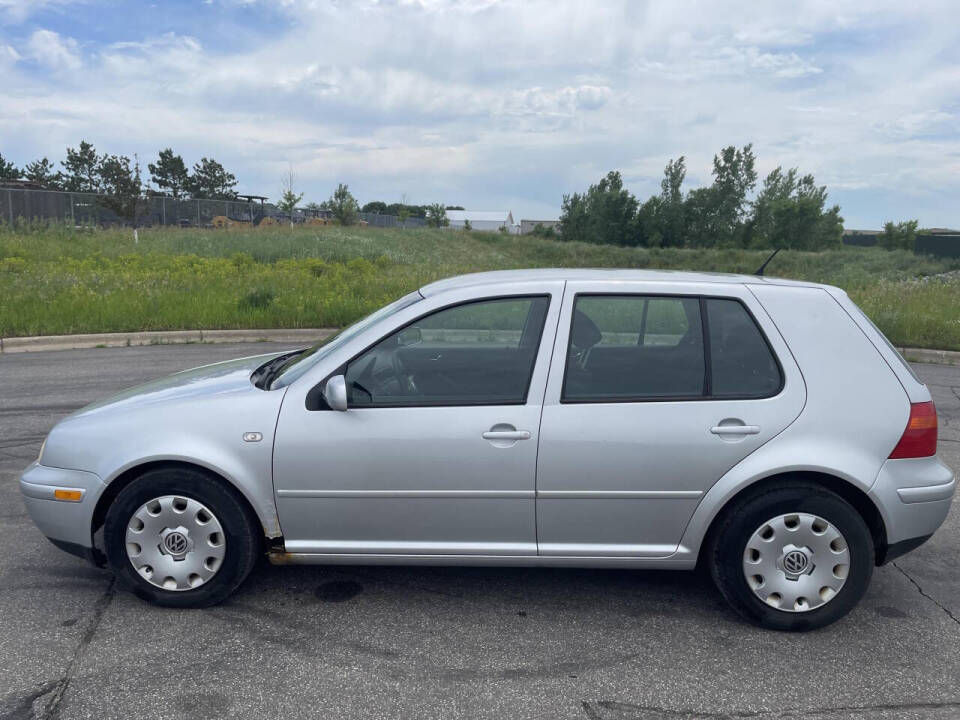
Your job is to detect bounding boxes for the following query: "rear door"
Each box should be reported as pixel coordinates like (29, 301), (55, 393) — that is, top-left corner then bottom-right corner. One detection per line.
(535, 281), (805, 557)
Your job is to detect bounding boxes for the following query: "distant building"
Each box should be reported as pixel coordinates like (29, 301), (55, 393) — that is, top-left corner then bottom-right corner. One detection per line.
(0, 178), (50, 190)
(446, 210), (519, 234)
(520, 219), (561, 235)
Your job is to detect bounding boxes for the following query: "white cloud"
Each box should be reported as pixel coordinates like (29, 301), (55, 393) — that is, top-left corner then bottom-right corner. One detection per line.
(26, 29), (81, 70)
(1, 1), (959, 226)
(0, 0), (82, 24)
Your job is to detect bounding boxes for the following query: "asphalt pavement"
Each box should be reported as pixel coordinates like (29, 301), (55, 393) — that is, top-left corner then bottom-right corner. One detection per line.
(1, 343), (958, 720)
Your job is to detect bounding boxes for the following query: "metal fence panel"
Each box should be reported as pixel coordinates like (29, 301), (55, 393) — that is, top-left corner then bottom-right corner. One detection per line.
(2, 187), (426, 230)
(359, 212), (426, 228)
(915, 234), (960, 259)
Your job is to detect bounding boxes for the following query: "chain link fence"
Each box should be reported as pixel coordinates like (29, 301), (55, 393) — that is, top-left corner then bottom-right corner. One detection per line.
(2, 187), (268, 228)
(357, 212), (426, 228)
(1, 187), (431, 230)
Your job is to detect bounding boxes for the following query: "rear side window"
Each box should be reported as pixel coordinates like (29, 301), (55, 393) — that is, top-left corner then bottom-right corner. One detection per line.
(561, 294), (782, 403)
(563, 296), (705, 401)
(706, 298), (782, 397)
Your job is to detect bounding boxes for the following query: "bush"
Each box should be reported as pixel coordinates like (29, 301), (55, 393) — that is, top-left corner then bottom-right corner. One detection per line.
(238, 288), (275, 310)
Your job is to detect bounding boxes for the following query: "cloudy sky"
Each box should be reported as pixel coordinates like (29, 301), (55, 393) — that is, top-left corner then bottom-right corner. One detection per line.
(1, 0), (958, 228)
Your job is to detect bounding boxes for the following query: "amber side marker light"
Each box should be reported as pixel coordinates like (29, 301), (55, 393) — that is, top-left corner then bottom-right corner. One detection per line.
(889, 401), (938, 459)
(53, 489), (84, 502)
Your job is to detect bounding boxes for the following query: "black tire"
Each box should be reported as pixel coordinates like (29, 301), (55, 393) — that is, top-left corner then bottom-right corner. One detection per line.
(708, 480), (874, 631)
(104, 467), (261, 608)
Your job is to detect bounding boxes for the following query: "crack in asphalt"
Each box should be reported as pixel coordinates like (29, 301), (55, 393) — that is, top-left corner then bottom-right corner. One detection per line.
(0, 681), (59, 720)
(581, 698), (960, 719)
(38, 578), (116, 720)
(893, 562), (960, 627)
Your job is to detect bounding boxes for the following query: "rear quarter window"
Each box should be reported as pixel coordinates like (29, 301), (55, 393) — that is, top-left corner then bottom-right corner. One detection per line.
(706, 298), (783, 398)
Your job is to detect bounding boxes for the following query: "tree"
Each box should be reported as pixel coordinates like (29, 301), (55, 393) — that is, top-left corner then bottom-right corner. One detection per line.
(686, 144), (757, 247)
(188, 157), (237, 199)
(747, 167), (843, 250)
(445, 205), (465, 211)
(97, 153), (148, 226)
(530, 223), (557, 238)
(0, 152), (18, 180)
(276, 166), (304, 226)
(61, 141), (100, 192)
(327, 183), (359, 225)
(463, 218), (472, 231)
(425, 203), (449, 228)
(361, 201), (387, 214)
(879, 220), (919, 251)
(558, 170), (639, 246)
(148, 148), (190, 198)
(636, 156), (687, 247)
(656, 156), (687, 247)
(22, 158), (61, 188)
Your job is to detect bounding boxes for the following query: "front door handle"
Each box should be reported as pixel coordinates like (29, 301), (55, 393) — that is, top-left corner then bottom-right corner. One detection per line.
(710, 424), (760, 435)
(482, 430), (531, 441)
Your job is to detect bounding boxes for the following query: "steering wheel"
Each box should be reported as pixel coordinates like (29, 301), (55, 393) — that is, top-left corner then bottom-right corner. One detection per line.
(391, 347), (414, 394)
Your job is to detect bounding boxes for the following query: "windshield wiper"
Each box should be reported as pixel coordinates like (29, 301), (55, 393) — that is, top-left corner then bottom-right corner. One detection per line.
(253, 350), (305, 390)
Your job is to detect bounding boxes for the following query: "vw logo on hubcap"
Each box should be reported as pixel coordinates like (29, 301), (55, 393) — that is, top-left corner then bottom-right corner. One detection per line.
(782, 549), (809, 574)
(164, 531), (189, 555)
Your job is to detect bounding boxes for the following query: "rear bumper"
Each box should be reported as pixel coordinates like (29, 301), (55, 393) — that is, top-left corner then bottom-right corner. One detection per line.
(869, 456), (956, 558)
(20, 462), (104, 559)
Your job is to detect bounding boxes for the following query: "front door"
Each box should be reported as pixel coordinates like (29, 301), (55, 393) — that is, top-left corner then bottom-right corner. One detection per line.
(272, 289), (562, 556)
(535, 282), (805, 557)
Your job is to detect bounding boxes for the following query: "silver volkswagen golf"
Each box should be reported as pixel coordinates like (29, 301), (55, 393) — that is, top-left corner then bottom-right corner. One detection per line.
(20, 269), (956, 630)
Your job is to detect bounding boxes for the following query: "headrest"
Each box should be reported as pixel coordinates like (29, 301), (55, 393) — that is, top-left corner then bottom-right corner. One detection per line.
(571, 309), (602, 349)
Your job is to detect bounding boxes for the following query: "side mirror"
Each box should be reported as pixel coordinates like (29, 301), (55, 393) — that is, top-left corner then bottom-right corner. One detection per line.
(323, 375), (348, 411)
(397, 326), (422, 347)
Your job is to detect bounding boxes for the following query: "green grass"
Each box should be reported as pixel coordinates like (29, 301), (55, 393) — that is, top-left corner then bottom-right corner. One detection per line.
(2, 224), (959, 349)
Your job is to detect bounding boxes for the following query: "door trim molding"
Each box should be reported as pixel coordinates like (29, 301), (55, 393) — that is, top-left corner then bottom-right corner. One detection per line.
(276, 489), (535, 498)
(536, 490), (704, 499)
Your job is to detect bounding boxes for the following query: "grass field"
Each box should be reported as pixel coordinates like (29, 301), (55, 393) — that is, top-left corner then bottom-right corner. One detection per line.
(2, 224), (959, 349)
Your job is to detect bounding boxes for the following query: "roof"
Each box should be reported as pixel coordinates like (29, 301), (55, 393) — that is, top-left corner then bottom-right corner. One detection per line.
(419, 268), (829, 297)
(446, 210), (513, 223)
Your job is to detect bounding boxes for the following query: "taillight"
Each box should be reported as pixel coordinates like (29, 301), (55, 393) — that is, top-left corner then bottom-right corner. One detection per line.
(889, 401), (938, 459)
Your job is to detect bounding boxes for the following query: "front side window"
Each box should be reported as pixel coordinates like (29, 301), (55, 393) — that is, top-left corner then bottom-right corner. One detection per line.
(345, 296), (550, 407)
(563, 295), (705, 401)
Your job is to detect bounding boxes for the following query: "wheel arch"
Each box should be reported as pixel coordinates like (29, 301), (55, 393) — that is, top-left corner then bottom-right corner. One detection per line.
(91, 459), (273, 558)
(696, 471), (888, 568)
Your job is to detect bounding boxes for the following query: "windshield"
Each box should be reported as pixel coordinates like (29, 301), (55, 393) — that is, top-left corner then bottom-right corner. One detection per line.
(271, 290), (423, 389)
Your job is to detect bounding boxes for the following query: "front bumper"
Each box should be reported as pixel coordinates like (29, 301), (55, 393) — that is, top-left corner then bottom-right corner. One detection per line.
(20, 462), (104, 560)
(869, 456), (956, 561)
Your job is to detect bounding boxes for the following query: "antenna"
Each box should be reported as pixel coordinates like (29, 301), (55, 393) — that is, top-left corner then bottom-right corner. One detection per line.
(754, 248), (781, 276)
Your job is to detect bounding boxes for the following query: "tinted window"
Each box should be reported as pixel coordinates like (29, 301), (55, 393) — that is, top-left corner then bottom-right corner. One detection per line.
(563, 295), (705, 401)
(706, 298), (781, 397)
(345, 296), (549, 407)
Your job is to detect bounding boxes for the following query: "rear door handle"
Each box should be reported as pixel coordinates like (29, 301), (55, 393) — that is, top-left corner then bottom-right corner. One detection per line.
(482, 430), (531, 441)
(710, 425), (760, 435)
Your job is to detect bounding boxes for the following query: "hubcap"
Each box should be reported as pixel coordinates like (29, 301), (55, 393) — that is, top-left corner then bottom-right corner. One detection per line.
(742, 512), (850, 613)
(124, 495), (226, 591)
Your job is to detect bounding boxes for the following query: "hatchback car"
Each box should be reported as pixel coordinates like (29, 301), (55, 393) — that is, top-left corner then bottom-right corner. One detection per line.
(21, 269), (955, 630)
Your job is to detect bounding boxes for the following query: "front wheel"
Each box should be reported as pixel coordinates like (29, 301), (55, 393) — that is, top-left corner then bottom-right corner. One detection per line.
(709, 482), (874, 631)
(104, 467), (260, 608)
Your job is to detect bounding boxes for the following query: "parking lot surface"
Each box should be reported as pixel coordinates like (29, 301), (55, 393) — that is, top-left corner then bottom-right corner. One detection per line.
(1, 343), (958, 720)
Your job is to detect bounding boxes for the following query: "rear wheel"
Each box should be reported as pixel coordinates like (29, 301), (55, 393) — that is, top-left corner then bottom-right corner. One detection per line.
(104, 467), (260, 607)
(709, 481), (874, 631)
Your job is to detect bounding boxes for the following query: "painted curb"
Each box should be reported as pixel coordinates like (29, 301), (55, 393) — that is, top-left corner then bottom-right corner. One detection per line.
(1, 330), (958, 366)
(0, 328), (336, 354)
(898, 347), (960, 367)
